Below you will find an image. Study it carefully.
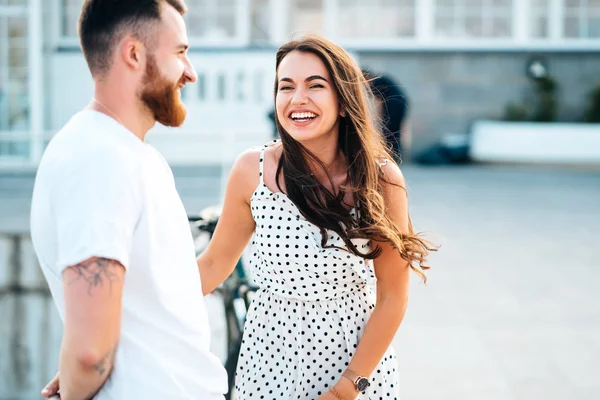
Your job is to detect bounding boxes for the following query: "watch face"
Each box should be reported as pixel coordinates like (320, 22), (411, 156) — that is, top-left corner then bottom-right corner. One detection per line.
(356, 377), (369, 392)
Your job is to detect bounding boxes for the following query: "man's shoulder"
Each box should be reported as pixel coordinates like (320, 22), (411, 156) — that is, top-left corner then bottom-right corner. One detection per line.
(45, 112), (141, 172)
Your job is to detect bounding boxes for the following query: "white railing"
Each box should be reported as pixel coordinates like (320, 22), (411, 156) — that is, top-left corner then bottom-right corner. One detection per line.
(144, 51), (279, 168)
(48, 51), (278, 134)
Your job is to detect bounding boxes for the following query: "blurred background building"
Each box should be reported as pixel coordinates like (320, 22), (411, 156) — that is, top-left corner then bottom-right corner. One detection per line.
(1, 0), (599, 168)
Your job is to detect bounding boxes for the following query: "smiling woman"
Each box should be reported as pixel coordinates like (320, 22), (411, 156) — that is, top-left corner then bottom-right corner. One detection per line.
(271, 35), (432, 276)
(195, 34), (436, 400)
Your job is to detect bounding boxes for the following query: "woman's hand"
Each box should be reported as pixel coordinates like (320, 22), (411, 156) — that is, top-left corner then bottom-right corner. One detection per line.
(316, 378), (358, 400)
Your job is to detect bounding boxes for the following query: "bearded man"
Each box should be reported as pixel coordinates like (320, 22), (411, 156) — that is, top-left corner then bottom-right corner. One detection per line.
(30, 1), (228, 399)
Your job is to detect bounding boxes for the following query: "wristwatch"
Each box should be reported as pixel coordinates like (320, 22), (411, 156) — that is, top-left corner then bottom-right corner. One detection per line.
(342, 369), (370, 393)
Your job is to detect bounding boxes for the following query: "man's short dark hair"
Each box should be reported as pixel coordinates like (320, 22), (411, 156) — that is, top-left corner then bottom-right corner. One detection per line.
(78, 0), (187, 77)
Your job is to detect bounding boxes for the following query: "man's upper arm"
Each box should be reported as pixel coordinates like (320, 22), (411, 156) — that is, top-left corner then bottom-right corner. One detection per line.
(62, 257), (125, 369)
(54, 147), (142, 273)
(53, 147), (142, 363)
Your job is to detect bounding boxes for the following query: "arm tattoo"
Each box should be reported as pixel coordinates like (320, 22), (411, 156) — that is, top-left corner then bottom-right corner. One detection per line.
(67, 257), (121, 296)
(92, 345), (118, 377)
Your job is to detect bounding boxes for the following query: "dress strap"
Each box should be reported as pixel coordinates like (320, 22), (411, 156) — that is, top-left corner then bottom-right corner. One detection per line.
(259, 147), (266, 185)
(259, 139), (279, 185)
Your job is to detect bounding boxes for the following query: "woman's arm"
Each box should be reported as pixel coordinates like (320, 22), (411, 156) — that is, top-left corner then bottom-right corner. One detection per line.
(325, 163), (412, 400)
(197, 149), (259, 295)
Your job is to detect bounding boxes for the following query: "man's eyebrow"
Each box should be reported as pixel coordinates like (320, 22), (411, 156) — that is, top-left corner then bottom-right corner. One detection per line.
(176, 43), (189, 51)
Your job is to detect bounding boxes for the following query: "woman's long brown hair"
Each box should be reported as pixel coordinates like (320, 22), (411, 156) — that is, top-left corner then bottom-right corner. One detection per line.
(273, 35), (435, 281)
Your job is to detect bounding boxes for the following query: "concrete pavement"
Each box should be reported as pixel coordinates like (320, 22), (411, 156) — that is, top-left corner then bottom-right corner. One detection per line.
(1, 164), (599, 399)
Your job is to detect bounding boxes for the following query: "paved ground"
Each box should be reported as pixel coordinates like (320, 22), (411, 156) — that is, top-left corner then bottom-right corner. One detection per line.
(1, 163), (599, 399)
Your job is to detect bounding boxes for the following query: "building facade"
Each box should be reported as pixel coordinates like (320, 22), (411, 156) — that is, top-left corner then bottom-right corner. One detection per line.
(1, 0), (599, 166)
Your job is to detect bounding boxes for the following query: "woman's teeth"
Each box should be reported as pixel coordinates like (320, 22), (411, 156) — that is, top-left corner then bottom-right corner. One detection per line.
(291, 112), (317, 121)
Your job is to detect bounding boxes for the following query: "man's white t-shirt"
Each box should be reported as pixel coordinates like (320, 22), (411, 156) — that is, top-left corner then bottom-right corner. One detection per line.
(30, 110), (227, 399)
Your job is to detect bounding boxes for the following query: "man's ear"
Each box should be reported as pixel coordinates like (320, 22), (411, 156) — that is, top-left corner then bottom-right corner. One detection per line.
(120, 37), (144, 71)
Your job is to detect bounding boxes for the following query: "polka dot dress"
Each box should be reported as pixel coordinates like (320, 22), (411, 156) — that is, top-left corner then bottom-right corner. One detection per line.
(234, 143), (400, 400)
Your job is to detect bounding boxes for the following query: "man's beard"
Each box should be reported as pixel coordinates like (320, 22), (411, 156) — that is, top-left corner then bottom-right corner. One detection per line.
(140, 55), (187, 127)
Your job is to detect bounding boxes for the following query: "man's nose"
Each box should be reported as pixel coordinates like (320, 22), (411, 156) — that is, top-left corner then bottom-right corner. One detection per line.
(183, 57), (197, 83)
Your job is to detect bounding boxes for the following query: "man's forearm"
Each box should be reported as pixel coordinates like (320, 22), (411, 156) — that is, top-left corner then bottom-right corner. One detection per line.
(58, 342), (117, 400)
(58, 257), (124, 399)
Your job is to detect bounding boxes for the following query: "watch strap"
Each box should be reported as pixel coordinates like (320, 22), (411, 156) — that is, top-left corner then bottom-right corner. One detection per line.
(342, 369), (364, 389)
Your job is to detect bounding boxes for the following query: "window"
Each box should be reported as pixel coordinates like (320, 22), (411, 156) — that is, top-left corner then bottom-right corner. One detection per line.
(53, 0), (600, 50)
(0, 2), (29, 158)
(337, 0), (416, 39)
(282, 0), (416, 41)
(0, 0), (28, 5)
(185, 0), (238, 40)
(57, 0), (248, 44)
(530, 0), (550, 38)
(434, 0), (513, 38)
(527, 0), (600, 40)
(289, 0), (325, 35)
(0, 11), (28, 131)
(563, 0), (600, 38)
(61, 0), (81, 38)
(250, 0), (270, 42)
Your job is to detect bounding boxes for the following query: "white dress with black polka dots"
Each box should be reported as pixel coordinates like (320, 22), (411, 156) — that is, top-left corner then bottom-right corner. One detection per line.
(234, 143), (400, 400)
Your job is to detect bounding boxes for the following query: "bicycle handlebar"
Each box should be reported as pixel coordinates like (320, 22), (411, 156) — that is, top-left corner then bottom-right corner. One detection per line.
(188, 205), (223, 235)
(187, 215), (205, 222)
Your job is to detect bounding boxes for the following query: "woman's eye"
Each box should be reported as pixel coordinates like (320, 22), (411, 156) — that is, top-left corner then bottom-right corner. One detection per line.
(279, 86), (293, 91)
(310, 84), (324, 89)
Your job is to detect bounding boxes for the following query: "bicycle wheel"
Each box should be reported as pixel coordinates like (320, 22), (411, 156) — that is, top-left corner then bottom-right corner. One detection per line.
(224, 336), (242, 399)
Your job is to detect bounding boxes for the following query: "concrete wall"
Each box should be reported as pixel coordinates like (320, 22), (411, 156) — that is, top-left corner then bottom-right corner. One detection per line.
(358, 51), (600, 155)
(0, 234), (62, 400)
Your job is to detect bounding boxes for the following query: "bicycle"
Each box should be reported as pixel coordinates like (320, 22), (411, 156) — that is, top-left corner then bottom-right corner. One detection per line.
(188, 206), (259, 400)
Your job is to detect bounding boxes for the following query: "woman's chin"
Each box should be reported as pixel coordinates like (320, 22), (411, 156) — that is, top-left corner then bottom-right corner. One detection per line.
(286, 128), (320, 142)
(282, 123), (339, 144)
